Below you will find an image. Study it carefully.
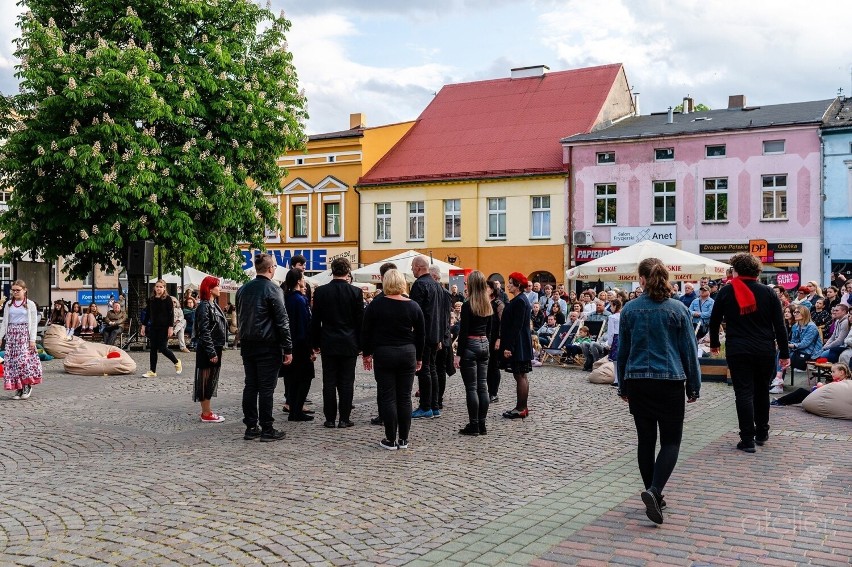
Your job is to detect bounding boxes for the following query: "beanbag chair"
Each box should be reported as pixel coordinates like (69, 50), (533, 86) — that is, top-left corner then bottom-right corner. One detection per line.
(42, 324), (85, 359)
(802, 381), (852, 420)
(589, 358), (615, 384)
(63, 342), (137, 376)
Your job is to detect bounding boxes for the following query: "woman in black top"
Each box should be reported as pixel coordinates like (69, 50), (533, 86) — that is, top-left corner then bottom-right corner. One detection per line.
(486, 280), (504, 402)
(500, 272), (534, 419)
(281, 269), (315, 422)
(194, 276), (228, 423)
(141, 279), (181, 378)
(454, 271), (493, 436)
(362, 269), (425, 450)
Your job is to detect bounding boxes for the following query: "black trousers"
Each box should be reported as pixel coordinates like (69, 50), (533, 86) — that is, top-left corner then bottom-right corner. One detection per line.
(460, 338), (490, 426)
(486, 340), (501, 398)
(633, 415), (684, 495)
(282, 344), (314, 418)
(149, 326), (178, 372)
(416, 344), (439, 411)
(434, 343), (454, 406)
(241, 345), (281, 430)
(374, 344), (416, 442)
(775, 387), (810, 406)
(321, 354), (356, 422)
(727, 354), (776, 442)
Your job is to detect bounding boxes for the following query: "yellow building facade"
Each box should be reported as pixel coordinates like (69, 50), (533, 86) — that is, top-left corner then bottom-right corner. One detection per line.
(243, 114), (414, 272)
(358, 175), (566, 282)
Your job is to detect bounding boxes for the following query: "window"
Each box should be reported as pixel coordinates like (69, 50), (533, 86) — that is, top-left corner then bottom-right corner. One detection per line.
(653, 181), (676, 223)
(324, 202), (340, 236)
(83, 271), (93, 286)
(762, 174), (787, 220)
(487, 197), (506, 239)
(655, 148), (674, 161)
(444, 199), (461, 240)
(375, 203), (391, 242)
(703, 178), (728, 221)
(0, 190), (10, 210)
(763, 140), (785, 154)
(595, 184), (617, 225)
(407, 201), (424, 241)
(597, 151), (615, 164)
(531, 195), (551, 238)
(0, 263), (11, 282)
(706, 145), (726, 158)
(295, 157), (304, 165)
(292, 204), (307, 237)
(51, 262), (57, 287)
(327, 155), (335, 163)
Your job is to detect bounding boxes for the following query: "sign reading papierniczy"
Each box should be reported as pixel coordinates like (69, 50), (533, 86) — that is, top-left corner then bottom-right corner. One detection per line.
(575, 247), (619, 262)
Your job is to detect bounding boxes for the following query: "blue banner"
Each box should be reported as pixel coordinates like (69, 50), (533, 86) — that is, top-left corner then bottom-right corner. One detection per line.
(77, 290), (117, 305)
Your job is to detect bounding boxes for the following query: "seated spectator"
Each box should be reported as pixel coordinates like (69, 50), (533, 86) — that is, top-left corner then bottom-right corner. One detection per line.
(579, 330), (608, 371)
(789, 306), (823, 370)
(549, 302), (566, 325)
(584, 299), (611, 322)
(183, 297), (197, 349)
(825, 286), (841, 310)
(564, 325), (594, 359)
(772, 362), (849, 406)
(678, 282), (697, 309)
(545, 291), (568, 317)
(80, 303), (102, 336)
(817, 304), (850, 362)
(65, 302), (82, 339)
(102, 302), (127, 346)
(48, 300), (67, 326)
(173, 296), (189, 352)
(811, 298), (832, 336)
(689, 285), (714, 338)
(792, 286), (813, 310)
(536, 315), (560, 347)
(530, 301), (546, 331)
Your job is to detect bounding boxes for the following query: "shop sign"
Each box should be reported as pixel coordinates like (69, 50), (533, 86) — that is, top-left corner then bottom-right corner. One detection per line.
(77, 290), (116, 305)
(575, 247), (619, 262)
(241, 247), (358, 271)
(699, 242), (802, 254)
(776, 272), (800, 290)
(610, 226), (676, 247)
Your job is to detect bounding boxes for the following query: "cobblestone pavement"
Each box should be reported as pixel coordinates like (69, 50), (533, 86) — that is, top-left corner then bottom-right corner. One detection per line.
(1, 350), (849, 566)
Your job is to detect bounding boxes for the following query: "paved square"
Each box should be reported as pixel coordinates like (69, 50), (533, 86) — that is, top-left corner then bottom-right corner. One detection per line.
(1, 351), (849, 565)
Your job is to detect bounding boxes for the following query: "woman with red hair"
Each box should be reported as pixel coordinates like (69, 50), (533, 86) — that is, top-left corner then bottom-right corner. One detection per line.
(193, 276), (228, 423)
(499, 272), (534, 419)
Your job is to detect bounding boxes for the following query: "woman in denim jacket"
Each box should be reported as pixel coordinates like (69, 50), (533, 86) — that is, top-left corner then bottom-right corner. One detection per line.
(789, 306), (823, 370)
(617, 258), (700, 525)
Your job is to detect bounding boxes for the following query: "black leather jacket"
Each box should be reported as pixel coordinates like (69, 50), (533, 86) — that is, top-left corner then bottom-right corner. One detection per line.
(195, 299), (227, 359)
(236, 276), (293, 354)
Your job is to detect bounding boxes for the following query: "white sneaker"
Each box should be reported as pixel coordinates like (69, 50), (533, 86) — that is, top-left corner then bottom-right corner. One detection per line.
(12, 389), (22, 400)
(20, 385), (32, 399)
(175, 360), (183, 375)
(769, 385), (784, 394)
(771, 377), (784, 387)
(143, 371), (157, 378)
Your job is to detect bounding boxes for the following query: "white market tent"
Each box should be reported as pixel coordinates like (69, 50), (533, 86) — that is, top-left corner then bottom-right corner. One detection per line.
(566, 240), (730, 282)
(163, 266), (240, 292)
(351, 250), (461, 284)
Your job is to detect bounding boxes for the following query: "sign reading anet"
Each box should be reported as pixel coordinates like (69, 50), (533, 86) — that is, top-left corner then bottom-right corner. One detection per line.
(610, 226), (677, 247)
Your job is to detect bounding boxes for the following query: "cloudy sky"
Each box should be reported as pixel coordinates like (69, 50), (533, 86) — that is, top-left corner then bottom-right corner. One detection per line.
(1, 0), (850, 134)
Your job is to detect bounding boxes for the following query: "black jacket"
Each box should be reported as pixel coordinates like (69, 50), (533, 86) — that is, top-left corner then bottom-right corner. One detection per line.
(310, 278), (363, 356)
(410, 274), (443, 345)
(236, 275), (293, 354)
(195, 299), (228, 359)
(709, 280), (788, 359)
(148, 295), (174, 328)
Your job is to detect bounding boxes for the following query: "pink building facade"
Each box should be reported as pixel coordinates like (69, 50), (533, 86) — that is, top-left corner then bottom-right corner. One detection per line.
(562, 99), (835, 288)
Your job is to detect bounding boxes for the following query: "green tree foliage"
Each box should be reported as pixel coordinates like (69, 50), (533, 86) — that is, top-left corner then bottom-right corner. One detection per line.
(0, 0), (308, 280)
(674, 102), (711, 112)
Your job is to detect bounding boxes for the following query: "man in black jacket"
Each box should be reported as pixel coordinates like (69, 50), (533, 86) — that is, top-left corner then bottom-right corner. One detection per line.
(410, 256), (444, 418)
(237, 253), (293, 442)
(430, 265), (454, 409)
(311, 257), (363, 428)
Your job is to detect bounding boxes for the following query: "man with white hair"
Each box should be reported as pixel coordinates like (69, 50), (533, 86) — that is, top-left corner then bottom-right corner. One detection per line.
(410, 256), (444, 418)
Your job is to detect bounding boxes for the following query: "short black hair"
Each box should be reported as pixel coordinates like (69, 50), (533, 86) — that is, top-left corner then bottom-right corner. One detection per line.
(290, 254), (307, 268)
(331, 257), (351, 277)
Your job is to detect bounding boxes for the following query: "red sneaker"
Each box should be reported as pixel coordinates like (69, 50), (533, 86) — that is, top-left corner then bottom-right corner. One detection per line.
(200, 413), (225, 423)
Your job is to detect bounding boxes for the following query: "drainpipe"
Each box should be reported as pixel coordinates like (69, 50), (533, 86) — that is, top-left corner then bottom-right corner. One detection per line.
(353, 183), (362, 267)
(819, 131), (826, 287)
(566, 145), (574, 292)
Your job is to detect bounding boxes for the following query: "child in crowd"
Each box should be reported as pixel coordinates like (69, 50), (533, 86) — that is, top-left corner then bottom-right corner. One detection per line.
(771, 362), (850, 406)
(564, 326), (593, 360)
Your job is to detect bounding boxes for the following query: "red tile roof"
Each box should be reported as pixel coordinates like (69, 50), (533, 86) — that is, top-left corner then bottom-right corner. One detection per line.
(359, 63), (624, 185)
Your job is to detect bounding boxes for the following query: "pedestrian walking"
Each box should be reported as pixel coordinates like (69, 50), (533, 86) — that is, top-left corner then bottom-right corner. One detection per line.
(709, 253), (789, 453)
(361, 269), (425, 450)
(237, 253), (293, 442)
(1, 280), (42, 400)
(500, 272), (534, 420)
(617, 258), (700, 525)
(454, 270), (493, 435)
(310, 257), (363, 429)
(140, 279), (182, 378)
(193, 276), (228, 424)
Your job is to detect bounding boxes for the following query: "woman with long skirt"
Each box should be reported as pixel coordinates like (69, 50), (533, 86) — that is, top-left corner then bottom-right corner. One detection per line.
(1, 280), (43, 400)
(194, 276), (227, 423)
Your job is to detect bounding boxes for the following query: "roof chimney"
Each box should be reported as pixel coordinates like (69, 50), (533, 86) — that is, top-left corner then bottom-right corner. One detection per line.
(667, 106), (674, 124)
(682, 96), (694, 114)
(728, 95), (746, 109)
(349, 113), (365, 129)
(633, 92), (640, 116)
(510, 65), (549, 79)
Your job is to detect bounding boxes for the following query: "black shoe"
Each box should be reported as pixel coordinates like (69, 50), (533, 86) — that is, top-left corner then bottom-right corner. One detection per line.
(755, 436), (768, 446)
(459, 424), (479, 436)
(370, 416), (384, 426)
(338, 420), (355, 428)
(659, 495), (667, 510)
(478, 423), (487, 435)
(260, 428), (286, 442)
(243, 426), (262, 440)
(281, 405), (290, 414)
(439, 402), (444, 410)
(489, 395), (499, 403)
(303, 408), (315, 415)
(288, 414), (314, 422)
(379, 439), (397, 450)
(323, 421), (336, 428)
(737, 441), (756, 453)
(641, 489), (663, 525)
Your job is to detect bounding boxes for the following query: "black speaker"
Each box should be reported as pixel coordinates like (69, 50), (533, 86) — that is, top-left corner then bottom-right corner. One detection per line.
(127, 240), (155, 275)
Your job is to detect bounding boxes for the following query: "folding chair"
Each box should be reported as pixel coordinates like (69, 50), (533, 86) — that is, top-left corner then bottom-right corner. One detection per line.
(540, 322), (578, 365)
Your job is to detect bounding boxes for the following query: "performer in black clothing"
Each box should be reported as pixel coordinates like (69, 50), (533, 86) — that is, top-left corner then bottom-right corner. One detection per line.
(431, 265), (454, 410)
(310, 257), (363, 428)
(500, 272), (534, 420)
(369, 262), (398, 427)
(454, 271), (493, 436)
(409, 256), (444, 419)
(486, 280), (505, 402)
(282, 269), (315, 422)
(140, 279), (181, 378)
(709, 253), (790, 452)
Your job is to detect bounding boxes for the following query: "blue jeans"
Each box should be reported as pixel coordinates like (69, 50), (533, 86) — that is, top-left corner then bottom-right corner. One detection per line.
(460, 338), (490, 426)
(241, 345), (282, 430)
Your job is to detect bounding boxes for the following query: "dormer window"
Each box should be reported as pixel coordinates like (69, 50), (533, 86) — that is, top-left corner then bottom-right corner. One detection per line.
(597, 151), (615, 165)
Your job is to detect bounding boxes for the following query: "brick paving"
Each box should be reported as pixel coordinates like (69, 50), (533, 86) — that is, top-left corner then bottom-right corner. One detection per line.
(0, 350), (849, 566)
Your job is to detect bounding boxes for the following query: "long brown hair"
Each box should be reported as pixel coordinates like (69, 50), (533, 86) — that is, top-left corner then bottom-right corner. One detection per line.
(11, 279), (28, 306)
(638, 258), (670, 301)
(467, 271), (493, 318)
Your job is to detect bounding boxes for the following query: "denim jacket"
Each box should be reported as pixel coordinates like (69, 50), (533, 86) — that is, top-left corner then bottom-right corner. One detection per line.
(790, 322), (822, 358)
(616, 295), (701, 397)
(688, 297), (714, 327)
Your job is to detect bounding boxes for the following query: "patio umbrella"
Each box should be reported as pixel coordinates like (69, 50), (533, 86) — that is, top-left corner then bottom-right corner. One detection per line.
(566, 240), (730, 282)
(352, 250), (461, 284)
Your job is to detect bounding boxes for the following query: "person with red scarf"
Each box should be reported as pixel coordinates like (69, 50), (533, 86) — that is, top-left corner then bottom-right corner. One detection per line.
(709, 253), (790, 453)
